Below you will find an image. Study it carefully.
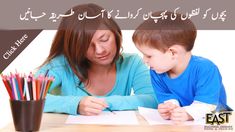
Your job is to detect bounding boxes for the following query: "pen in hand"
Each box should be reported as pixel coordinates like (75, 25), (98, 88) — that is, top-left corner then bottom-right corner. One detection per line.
(79, 88), (116, 114)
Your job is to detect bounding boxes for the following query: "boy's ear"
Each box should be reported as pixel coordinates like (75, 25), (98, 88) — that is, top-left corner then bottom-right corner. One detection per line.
(168, 45), (178, 56)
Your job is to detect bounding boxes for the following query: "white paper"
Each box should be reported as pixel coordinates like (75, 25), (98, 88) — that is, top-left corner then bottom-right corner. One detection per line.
(66, 111), (139, 125)
(138, 107), (205, 125)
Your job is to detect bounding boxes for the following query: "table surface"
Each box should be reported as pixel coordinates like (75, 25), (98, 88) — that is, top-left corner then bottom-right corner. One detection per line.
(1, 111), (234, 132)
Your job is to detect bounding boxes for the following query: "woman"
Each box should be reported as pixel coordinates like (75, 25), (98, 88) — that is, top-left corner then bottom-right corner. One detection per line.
(37, 3), (157, 115)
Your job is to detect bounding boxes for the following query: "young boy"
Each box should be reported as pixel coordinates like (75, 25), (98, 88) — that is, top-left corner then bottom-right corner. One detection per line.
(132, 11), (231, 122)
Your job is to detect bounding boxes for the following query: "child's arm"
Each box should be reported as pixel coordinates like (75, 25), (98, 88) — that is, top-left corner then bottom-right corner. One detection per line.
(183, 60), (225, 120)
(150, 70), (179, 104)
(164, 99), (180, 106)
(158, 100), (215, 122)
(170, 101), (216, 122)
(182, 101), (216, 120)
(171, 60), (226, 122)
(171, 106), (193, 122)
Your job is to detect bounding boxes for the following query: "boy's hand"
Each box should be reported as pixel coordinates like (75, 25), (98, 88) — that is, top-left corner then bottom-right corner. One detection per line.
(158, 102), (178, 120)
(170, 107), (193, 122)
(78, 96), (108, 116)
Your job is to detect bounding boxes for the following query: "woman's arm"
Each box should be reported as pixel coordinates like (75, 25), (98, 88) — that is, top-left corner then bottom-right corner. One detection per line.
(105, 94), (157, 110)
(36, 63), (82, 115)
(105, 54), (158, 110)
(44, 93), (82, 115)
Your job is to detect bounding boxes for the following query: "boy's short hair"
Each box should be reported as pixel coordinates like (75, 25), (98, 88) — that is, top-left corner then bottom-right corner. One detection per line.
(132, 11), (197, 52)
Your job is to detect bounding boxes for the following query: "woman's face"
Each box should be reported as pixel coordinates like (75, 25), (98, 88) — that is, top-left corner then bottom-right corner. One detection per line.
(86, 30), (117, 66)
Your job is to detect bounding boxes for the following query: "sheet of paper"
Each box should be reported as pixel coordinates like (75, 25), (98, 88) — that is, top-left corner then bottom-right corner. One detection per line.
(138, 107), (205, 125)
(66, 111), (139, 125)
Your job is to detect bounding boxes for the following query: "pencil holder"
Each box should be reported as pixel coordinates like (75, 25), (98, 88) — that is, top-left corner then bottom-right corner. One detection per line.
(9, 99), (45, 132)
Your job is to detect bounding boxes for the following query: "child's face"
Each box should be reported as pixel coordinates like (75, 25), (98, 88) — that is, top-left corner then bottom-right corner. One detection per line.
(136, 45), (177, 74)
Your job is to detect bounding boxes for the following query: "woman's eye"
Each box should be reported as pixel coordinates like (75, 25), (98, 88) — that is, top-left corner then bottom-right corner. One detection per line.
(100, 37), (109, 42)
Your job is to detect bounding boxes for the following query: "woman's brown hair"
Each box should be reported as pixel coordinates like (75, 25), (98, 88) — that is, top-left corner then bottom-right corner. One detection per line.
(40, 3), (122, 85)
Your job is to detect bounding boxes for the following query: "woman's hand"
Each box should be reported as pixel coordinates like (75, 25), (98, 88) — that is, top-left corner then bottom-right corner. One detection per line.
(78, 96), (108, 115)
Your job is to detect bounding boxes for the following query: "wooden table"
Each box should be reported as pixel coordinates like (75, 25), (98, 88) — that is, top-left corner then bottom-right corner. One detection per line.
(1, 112), (234, 132)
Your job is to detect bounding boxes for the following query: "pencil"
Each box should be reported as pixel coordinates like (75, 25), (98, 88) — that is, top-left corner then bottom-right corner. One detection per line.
(32, 77), (37, 100)
(79, 87), (115, 114)
(40, 69), (50, 99)
(15, 73), (24, 100)
(44, 69), (49, 77)
(24, 76), (30, 100)
(36, 77), (41, 100)
(27, 78), (33, 100)
(2, 77), (14, 99)
(11, 76), (19, 100)
(1, 71), (54, 101)
(8, 76), (16, 100)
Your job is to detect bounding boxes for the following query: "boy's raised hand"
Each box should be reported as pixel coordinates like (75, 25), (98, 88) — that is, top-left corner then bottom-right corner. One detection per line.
(158, 102), (178, 120)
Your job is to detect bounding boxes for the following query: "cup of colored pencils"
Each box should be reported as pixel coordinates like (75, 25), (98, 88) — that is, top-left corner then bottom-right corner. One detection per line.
(1, 70), (54, 132)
